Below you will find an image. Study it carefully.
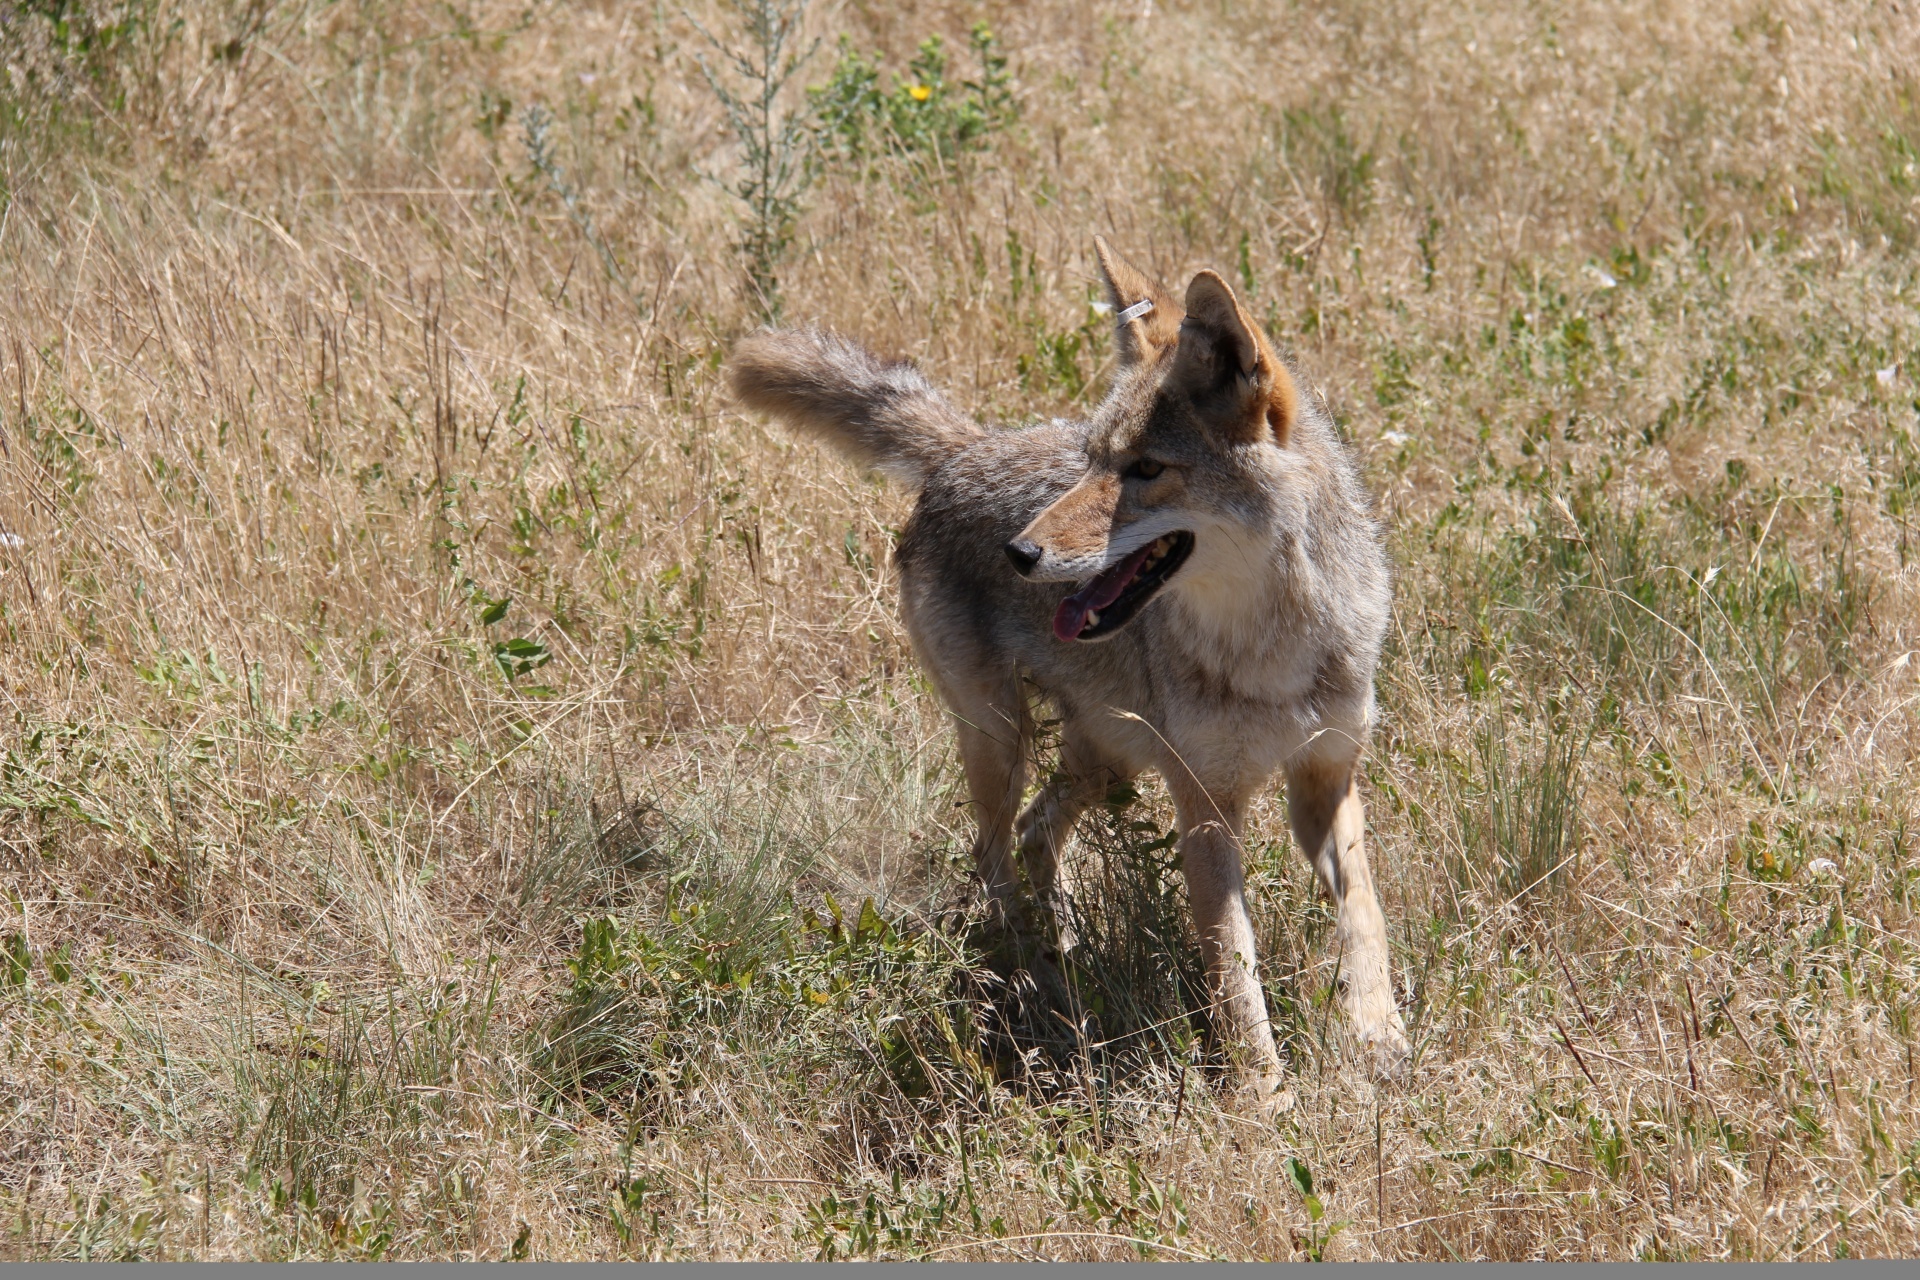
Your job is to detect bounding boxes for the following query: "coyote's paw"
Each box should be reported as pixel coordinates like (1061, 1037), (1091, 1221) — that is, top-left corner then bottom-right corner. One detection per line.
(1034, 889), (1080, 955)
(972, 886), (1022, 936)
(1242, 1060), (1294, 1120)
(1348, 988), (1411, 1080)
(1365, 1021), (1411, 1081)
(1256, 1082), (1296, 1120)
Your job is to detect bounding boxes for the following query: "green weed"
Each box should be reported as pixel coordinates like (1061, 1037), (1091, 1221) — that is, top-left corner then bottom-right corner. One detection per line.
(812, 23), (1015, 176)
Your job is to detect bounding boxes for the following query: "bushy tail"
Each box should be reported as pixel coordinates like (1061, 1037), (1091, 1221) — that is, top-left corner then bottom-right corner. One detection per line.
(729, 328), (984, 488)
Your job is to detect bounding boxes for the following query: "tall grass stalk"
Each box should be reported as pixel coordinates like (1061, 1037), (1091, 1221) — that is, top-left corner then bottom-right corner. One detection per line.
(1456, 708), (1587, 906)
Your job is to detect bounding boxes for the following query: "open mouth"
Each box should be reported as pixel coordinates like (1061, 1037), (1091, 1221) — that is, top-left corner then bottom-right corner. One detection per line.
(1052, 532), (1195, 642)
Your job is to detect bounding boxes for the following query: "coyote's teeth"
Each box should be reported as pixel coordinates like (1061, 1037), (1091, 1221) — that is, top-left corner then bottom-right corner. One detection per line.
(1085, 610), (1101, 627)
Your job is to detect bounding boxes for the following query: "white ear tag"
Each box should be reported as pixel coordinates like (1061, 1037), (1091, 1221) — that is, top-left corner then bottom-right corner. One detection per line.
(1117, 299), (1155, 324)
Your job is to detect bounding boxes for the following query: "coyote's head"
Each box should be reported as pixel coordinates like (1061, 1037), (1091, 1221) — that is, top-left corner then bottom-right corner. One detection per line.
(1006, 239), (1306, 643)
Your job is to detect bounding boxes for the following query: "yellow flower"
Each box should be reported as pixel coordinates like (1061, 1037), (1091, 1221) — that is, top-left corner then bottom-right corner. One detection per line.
(908, 83), (932, 102)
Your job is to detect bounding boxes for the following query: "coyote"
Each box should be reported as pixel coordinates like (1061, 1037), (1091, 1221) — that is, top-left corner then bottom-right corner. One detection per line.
(729, 239), (1407, 1099)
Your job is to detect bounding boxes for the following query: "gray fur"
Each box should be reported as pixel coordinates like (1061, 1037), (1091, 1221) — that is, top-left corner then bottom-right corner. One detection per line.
(731, 327), (984, 487)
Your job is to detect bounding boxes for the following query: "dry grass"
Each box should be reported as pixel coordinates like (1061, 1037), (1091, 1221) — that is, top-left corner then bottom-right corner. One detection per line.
(3, 0), (1920, 1260)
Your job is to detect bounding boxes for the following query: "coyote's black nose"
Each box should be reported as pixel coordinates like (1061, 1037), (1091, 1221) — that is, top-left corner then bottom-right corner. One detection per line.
(1005, 539), (1042, 577)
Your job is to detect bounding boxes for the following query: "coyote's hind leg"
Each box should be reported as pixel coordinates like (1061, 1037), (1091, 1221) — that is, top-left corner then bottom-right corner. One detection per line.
(1286, 757), (1409, 1076)
(1014, 723), (1138, 947)
(1014, 724), (1138, 903)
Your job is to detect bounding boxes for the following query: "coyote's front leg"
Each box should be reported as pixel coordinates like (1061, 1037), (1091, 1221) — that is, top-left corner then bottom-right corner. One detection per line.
(1286, 757), (1409, 1076)
(1163, 777), (1289, 1105)
(942, 676), (1032, 923)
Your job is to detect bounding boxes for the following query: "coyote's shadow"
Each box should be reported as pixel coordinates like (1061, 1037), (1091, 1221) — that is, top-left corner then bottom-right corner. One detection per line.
(952, 799), (1241, 1097)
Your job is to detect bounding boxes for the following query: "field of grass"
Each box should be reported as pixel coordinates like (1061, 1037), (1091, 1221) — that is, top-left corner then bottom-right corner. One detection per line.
(3, 0), (1920, 1260)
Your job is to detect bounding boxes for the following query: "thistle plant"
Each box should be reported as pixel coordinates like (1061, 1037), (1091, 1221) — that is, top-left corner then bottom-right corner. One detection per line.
(520, 105), (640, 316)
(689, 0), (820, 320)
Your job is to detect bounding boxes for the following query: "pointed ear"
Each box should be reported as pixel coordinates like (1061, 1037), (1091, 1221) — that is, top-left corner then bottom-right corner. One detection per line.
(1093, 235), (1181, 366)
(1171, 270), (1299, 446)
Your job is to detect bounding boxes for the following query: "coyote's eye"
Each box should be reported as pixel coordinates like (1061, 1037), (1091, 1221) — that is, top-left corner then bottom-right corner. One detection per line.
(1126, 457), (1165, 480)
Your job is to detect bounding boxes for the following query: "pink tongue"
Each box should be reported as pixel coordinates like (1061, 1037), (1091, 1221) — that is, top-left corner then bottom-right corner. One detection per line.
(1052, 543), (1155, 642)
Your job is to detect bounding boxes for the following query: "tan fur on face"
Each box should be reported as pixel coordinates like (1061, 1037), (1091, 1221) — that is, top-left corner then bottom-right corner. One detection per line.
(1018, 471), (1124, 566)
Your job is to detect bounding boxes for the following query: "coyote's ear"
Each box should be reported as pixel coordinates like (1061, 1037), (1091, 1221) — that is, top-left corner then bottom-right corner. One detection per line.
(1171, 270), (1298, 447)
(1093, 236), (1181, 366)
